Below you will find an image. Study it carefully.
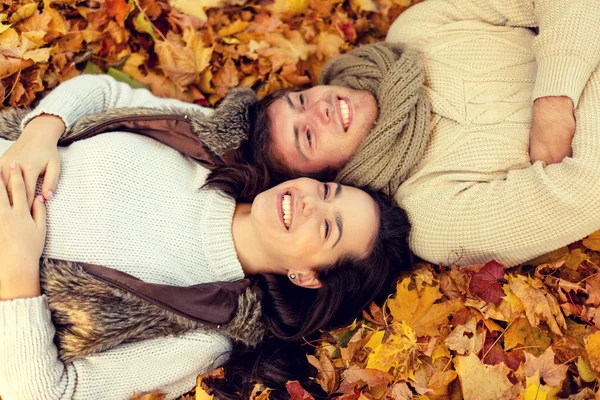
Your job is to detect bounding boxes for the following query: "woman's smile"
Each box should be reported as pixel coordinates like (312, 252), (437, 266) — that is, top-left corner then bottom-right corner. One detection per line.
(278, 191), (295, 230)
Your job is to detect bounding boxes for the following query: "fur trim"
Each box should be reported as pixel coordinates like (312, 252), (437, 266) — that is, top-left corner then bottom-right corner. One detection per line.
(0, 107), (29, 140)
(41, 259), (265, 362)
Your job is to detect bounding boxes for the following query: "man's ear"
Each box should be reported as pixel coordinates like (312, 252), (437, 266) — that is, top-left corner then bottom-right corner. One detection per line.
(289, 271), (322, 289)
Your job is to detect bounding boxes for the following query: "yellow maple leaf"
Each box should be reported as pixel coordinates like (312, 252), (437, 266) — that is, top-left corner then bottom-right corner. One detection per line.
(387, 277), (462, 337)
(271, 0), (310, 14)
(454, 353), (515, 400)
(585, 331), (600, 378)
(364, 321), (418, 379)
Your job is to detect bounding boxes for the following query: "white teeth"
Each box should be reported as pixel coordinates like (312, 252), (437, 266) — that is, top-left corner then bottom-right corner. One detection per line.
(282, 195), (291, 228)
(339, 99), (349, 130)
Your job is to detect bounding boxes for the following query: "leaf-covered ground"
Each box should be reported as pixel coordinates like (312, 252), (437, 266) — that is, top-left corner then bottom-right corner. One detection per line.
(3, 1), (600, 399)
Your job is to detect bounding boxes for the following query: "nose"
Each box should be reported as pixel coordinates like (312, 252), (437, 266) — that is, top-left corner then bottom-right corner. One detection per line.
(301, 195), (324, 218)
(310, 100), (331, 125)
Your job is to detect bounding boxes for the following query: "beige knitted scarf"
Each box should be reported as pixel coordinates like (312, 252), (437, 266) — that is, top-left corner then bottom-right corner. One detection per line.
(318, 42), (431, 196)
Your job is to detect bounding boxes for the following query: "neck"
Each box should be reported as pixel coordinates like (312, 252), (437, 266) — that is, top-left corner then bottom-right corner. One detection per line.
(232, 203), (275, 276)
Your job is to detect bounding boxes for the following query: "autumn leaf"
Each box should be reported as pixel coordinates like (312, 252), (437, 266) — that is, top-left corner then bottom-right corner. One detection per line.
(306, 352), (339, 395)
(504, 317), (551, 357)
(469, 260), (506, 305)
(106, 0), (133, 27)
(155, 29), (213, 87)
(286, 381), (315, 400)
(387, 277), (463, 337)
(444, 318), (483, 356)
(522, 347), (568, 388)
(509, 275), (567, 335)
(169, 0), (222, 22)
(454, 353), (515, 400)
(583, 230), (600, 251)
(585, 331), (600, 378)
(364, 321), (418, 379)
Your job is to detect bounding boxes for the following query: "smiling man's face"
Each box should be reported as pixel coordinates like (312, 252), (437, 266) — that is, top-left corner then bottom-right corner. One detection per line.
(267, 85), (378, 174)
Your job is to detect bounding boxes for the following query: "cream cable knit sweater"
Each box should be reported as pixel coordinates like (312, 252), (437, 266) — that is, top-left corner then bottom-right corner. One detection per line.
(387, 0), (600, 266)
(0, 75), (245, 400)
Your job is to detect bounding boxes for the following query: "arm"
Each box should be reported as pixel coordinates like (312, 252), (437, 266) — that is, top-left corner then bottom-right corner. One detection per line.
(20, 74), (211, 136)
(397, 71), (600, 267)
(387, 0), (600, 107)
(0, 297), (231, 400)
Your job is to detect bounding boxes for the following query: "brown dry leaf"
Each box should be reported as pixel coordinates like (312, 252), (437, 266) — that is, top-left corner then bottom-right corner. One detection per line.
(339, 366), (394, 395)
(306, 352), (339, 395)
(428, 369), (458, 396)
(387, 277), (463, 337)
(212, 58), (239, 98)
(444, 318), (483, 356)
(583, 230), (600, 251)
(509, 275), (567, 335)
(249, 383), (272, 400)
(155, 29), (213, 87)
(258, 31), (317, 72)
(522, 347), (568, 388)
(586, 275), (600, 306)
(385, 382), (413, 399)
(454, 353), (515, 400)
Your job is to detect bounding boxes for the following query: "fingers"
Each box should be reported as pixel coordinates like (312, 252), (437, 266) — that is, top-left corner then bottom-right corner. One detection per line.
(23, 168), (37, 209)
(41, 158), (59, 201)
(9, 163), (27, 213)
(32, 194), (47, 232)
(0, 167), (9, 209)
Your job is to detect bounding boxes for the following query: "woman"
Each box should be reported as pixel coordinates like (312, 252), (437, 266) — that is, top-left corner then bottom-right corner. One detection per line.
(0, 78), (412, 399)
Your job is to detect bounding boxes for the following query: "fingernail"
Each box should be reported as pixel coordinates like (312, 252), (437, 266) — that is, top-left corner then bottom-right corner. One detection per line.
(47, 190), (53, 199)
(10, 162), (16, 169)
(38, 195), (45, 204)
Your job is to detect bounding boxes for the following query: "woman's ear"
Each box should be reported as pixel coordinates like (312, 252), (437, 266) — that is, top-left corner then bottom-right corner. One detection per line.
(288, 271), (322, 289)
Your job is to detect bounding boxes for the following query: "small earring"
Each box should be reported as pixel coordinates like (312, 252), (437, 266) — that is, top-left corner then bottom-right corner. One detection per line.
(289, 273), (296, 280)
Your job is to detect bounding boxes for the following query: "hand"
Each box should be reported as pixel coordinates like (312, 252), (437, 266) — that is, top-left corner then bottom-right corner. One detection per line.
(529, 96), (576, 165)
(0, 163), (47, 300)
(0, 114), (64, 208)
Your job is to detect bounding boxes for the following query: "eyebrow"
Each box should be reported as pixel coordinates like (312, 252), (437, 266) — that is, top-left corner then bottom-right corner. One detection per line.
(333, 183), (343, 248)
(286, 94), (309, 161)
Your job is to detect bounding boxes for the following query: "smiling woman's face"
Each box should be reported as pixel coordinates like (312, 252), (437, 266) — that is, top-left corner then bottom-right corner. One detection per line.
(250, 177), (379, 276)
(267, 85), (378, 175)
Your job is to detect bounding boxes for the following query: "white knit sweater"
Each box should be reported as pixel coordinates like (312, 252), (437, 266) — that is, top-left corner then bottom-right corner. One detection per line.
(388, 0), (600, 266)
(0, 75), (245, 400)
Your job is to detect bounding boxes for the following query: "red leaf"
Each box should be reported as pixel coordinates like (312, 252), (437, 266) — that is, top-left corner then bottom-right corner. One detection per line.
(286, 381), (315, 400)
(469, 260), (505, 305)
(332, 385), (361, 400)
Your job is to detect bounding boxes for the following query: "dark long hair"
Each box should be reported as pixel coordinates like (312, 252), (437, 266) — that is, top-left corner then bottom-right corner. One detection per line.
(206, 187), (413, 399)
(205, 89), (337, 202)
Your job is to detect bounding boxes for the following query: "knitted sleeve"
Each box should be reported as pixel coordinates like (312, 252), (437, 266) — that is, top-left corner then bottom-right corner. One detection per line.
(386, 0), (600, 107)
(0, 296), (231, 400)
(20, 74), (212, 134)
(395, 67), (600, 268)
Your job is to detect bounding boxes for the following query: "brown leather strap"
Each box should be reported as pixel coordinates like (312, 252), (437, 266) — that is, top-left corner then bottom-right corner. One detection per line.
(59, 115), (226, 169)
(80, 262), (255, 326)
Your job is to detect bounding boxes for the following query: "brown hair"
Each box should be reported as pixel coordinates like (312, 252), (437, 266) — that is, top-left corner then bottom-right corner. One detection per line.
(205, 89), (337, 202)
